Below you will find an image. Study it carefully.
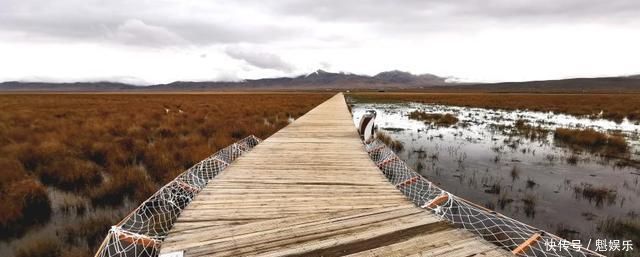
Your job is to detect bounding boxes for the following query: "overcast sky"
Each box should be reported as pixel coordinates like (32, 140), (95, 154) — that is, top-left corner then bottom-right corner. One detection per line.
(1, 0), (639, 84)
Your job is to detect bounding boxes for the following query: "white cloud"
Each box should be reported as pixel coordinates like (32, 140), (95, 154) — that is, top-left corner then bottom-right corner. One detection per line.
(108, 19), (187, 47)
(225, 46), (294, 72)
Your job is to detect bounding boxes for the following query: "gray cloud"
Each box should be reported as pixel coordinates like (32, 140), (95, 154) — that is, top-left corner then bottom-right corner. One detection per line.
(108, 19), (187, 46)
(225, 46), (294, 72)
(1, 0), (639, 47)
(258, 0), (640, 36)
(267, 0), (640, 22)
(1, 0), (640, 83)
(0, 0), (303, 46)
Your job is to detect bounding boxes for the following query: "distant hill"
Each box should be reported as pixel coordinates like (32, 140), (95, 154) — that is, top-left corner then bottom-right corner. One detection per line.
(1, 70), (640, 92)
(433, 77), (640, 93)
(0, 81), (140, 91)
(0, 70), (449, 91)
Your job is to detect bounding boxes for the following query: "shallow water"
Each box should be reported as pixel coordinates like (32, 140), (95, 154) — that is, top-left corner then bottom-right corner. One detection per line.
(351, 101), (640, 242)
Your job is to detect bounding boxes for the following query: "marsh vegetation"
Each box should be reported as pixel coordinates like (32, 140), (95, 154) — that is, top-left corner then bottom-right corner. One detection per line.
(408, 111), (459, 127)
(351, 94), (640, 256)
(352, 93), (640, 123)
(0, 93), (330, 256)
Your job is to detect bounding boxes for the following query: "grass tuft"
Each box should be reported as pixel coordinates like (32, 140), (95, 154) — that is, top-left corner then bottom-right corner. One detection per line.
(376, 131), (404, 153)
(408, 111), (458, 127)
(554, 128), (628, 156)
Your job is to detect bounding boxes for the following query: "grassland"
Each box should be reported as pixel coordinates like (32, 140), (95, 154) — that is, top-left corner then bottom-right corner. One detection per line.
(350, 93), (640, 123)
(0, 93), (330, 256)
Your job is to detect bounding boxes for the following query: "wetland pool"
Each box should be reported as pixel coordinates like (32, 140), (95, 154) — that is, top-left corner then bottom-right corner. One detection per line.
(351, 101), (640, 245)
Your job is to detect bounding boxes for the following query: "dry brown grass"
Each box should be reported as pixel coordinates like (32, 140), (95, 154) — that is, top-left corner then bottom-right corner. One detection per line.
(376, 131), (404, 152)
(350, 93), (640, 123)
(0, 93), (330, 256)
(14, 233), (62, 257)
(407, 111), (458, 126)
(554, 128), (628, 156)
(514, 119), (549, 141)
(0, 157), (51, 239)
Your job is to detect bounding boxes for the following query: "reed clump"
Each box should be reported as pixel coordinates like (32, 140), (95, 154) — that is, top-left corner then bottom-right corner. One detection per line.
(376, 131), (404, 153)
(554, 128), (628, 156)
(0, 179), (52, 239)
(408, 111), (458, 127)
(514, 119), (549, 140)
(573, 183), (617, 207)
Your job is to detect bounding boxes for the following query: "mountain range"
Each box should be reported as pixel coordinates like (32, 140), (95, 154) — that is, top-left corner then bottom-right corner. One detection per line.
(1, 70), (639, 92)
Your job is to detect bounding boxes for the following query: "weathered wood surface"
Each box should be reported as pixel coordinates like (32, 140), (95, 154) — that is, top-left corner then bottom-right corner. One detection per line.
(160, 93), (511, 257)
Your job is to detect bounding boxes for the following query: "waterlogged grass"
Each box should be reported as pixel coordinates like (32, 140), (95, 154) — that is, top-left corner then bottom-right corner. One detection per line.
(376, 131), (404, 153)
(407, 111), (459, 127)
(597, 216), (640, 257)
(0, 93), (330, 256)
(573, 183), (618, 207)
(350, 93), (640, 123)
(554, 128), (629, 156)
(351, 99), (640, 257)
(514, 119), (549, 141)
(0, 157), (51, 238)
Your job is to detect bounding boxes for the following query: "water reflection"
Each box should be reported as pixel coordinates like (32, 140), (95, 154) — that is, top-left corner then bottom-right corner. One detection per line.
(351, 102), (640, 243)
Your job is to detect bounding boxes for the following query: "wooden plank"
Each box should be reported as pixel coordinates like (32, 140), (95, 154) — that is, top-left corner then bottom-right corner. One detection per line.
(159, 93), (512, 257)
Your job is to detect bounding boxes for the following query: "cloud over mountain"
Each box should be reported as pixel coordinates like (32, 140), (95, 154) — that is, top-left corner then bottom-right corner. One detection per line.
(225, 46), (294, 72)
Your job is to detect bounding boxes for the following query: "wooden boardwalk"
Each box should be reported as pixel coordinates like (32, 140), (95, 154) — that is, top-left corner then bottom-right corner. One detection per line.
(160, 93), (512, 257)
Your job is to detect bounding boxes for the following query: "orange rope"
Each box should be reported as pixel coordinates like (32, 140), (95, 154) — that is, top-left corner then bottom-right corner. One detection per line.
(423, 194), (449, 209)
(377, 156), (398, 167)
(512, 233), (541, 255)
(396, 176), (421, 188)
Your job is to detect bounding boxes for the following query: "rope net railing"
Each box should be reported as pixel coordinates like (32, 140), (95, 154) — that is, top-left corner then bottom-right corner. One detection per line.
(364, 139), (605, 257)
(94, 135), (262, 257)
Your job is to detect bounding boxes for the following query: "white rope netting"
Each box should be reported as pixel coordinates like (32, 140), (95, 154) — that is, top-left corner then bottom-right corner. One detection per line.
(364, 139), (605, 257)
(94, 135), (261, 257)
